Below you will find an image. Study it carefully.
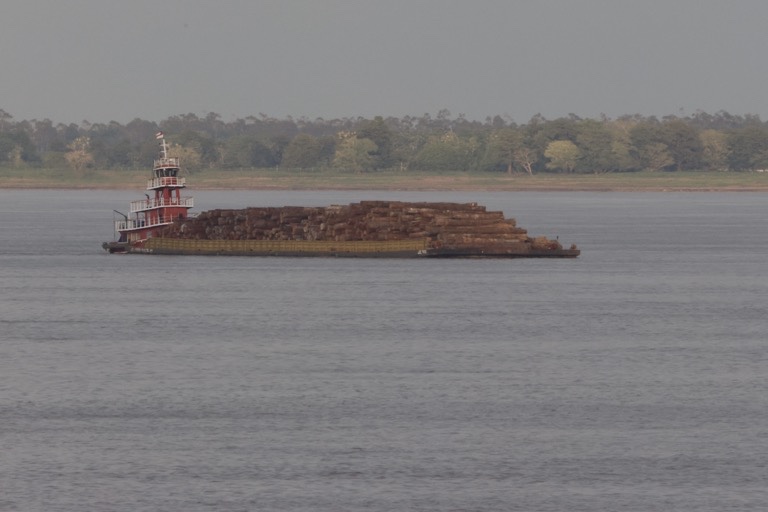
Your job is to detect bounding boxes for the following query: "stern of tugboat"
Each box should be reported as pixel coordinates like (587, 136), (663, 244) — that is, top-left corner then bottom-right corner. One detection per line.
(102, 241), (129, 254)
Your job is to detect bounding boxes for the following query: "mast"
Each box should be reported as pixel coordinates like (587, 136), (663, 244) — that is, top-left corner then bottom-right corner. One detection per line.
(159, 135), (170, 159)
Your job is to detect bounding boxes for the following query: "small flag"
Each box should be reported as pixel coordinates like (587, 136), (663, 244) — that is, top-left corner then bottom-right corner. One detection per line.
(155, 131), (164, 139)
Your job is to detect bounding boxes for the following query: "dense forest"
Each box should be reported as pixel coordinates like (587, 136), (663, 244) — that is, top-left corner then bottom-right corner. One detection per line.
(2, 108), (768, 174)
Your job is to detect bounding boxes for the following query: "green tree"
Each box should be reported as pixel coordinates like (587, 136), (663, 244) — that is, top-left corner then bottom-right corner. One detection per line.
(630, 122), (673, 171)
(222, 136), (276, 168)
(574, 119), (615, 173)
(544, 140), (580, 173)
(532, 115), (580, 155)
(512, 145), (539, 175)
(699, 129), (729, 171)
(65, 136), (94, 172)
(280, 133), (323, 169)
(389, 129), (426, 171)
(169, 142), (202, 172)
(727, 124), (768, 170)
(637, 143), (674, 172)
(174, 130), (218, 166)
(356, 116), (393, 169)
(482, 127), (523, 173)
(412, 132), (478, 171)
(268, 134), (291, 165)
(104, 139), (133, 168)
(606, 118), (637, 172)
(31, 119), (59, 154)
(333, 133), (377, 173)
(0, 130), (38, 165)
(0, 135), (16, 163)
(662, 120), (703, 171)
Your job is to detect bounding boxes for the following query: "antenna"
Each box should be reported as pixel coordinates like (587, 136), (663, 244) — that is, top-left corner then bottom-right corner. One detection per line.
(160, 138), (170, 159)
(156, 131), (168, 159)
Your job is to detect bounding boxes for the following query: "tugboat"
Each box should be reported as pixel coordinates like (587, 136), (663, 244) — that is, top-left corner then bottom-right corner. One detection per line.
(102, 132), (194, 253)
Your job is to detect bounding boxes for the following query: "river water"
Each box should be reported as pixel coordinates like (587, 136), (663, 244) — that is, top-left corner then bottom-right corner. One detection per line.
(1, 188), (766, 511)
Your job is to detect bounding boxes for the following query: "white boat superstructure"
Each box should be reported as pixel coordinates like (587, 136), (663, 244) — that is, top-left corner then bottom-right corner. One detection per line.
(106, 133), (195, 248)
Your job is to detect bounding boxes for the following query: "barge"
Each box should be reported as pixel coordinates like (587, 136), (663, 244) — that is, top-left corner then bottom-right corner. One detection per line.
(103, 136), (579, 258)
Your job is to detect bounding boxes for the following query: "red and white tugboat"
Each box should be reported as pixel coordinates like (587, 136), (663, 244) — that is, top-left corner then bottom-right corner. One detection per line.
(102, 132), (194, 253)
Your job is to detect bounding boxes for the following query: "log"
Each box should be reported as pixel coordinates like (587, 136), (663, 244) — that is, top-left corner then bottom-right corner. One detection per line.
(161, 202), (553, 254)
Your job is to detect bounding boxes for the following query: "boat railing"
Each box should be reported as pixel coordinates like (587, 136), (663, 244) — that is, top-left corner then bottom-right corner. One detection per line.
(147, 176), (186, 189)
(130, 196), (194, 212)
(154, 157), (180, 168)
(115, 216), (179, 231)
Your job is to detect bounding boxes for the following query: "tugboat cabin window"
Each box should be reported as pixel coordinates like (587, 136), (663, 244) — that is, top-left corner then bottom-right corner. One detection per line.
(155, 168), (178, 177)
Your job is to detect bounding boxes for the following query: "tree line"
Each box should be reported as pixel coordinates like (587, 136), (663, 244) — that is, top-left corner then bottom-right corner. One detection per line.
(2, 108), (768, 174)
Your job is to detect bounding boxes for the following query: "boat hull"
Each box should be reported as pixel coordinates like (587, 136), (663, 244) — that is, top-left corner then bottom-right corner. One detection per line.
(102, 241), (129, 253)
(103, 238), (579, 258)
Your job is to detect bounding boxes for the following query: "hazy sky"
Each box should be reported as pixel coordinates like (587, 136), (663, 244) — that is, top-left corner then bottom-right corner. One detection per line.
(4, 0), (768, 124)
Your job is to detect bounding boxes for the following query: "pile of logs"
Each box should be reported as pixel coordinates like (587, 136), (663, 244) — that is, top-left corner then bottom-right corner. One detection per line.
(161, 201), (563, 251)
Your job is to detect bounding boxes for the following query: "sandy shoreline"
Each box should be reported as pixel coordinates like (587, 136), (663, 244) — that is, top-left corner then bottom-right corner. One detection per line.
(4, 185), (768, 192)
(2, 172), (768, 192)
(3, 183), (767, 193)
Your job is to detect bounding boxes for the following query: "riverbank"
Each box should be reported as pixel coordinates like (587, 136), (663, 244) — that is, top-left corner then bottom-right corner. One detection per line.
(2, 167), (768, 191)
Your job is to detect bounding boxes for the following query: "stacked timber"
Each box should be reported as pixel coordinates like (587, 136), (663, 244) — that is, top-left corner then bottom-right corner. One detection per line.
(160, 201), (565, 254)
